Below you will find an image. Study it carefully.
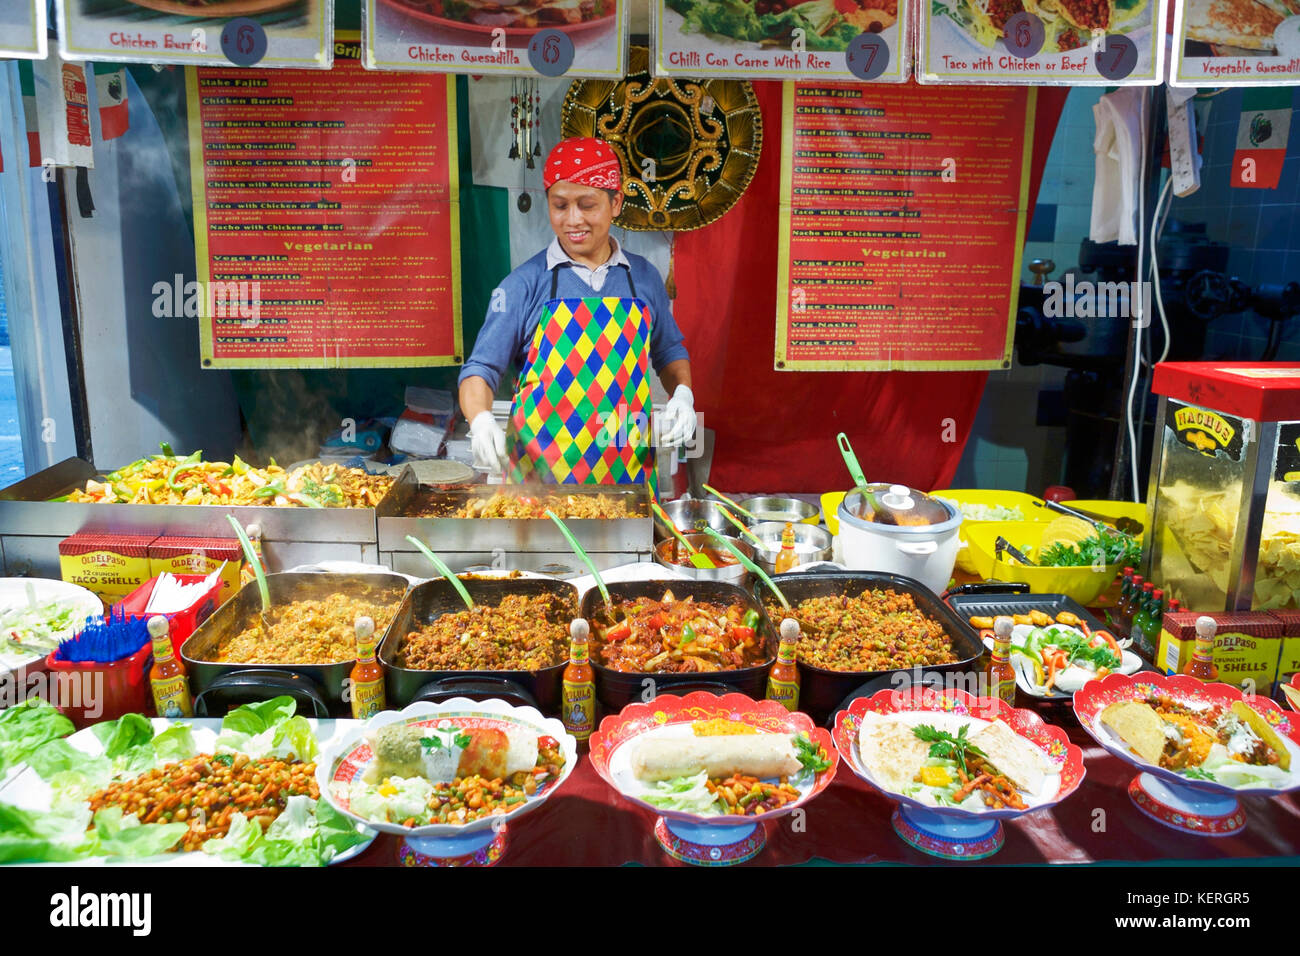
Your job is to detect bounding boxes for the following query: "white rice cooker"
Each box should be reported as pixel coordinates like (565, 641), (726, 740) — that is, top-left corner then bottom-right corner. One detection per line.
(836, 484), (963, 594)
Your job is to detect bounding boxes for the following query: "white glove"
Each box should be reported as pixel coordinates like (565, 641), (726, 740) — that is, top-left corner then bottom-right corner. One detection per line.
(469, 410), (509, 474)
(657, 385), (697, 448)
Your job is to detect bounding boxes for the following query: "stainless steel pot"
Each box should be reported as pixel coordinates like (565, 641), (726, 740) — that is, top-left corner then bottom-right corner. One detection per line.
(746, 521), (833, 573)
(736, 496), (821, 526)
(653, 498), (733, 540)
(653, 533), (753, 585)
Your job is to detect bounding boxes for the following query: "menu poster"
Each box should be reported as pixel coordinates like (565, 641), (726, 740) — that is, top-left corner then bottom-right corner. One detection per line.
(920, 0), (1165, 84)
(0, 1), (46, 59)
(187, 44), (462, 369)
(654, 0), (910, 81)
(363, 0), (627, 77)
(1172, 0), (1300, 86)
(57, 0), (331, 68)
(775, 83), (1033, 371)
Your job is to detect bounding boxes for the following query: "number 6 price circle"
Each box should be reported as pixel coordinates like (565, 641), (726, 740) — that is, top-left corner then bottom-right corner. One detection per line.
(1094, 34), (1137, 81)
(845, 34), (890, 81)
(529, 29), (575, 77)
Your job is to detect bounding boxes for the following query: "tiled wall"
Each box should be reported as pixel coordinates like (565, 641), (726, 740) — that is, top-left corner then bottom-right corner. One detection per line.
(1022, 88), (1104, 287)
(1168, 88), (1300, 361)
(952, 89), (1101, 493)
(954, 87), (1300, 495)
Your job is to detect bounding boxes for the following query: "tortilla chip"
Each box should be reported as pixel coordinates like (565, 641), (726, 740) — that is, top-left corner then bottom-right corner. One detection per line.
(1100, 701), (1165, 765)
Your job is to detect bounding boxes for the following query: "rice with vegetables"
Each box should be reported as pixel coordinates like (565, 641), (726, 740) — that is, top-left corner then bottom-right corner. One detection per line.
(394, 593), (576, 671)
(210, 594), (399, 665)
(766, 588), (957, 672)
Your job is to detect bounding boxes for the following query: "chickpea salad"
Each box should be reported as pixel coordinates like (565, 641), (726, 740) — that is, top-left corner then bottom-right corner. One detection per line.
(0, 697), (370, 865)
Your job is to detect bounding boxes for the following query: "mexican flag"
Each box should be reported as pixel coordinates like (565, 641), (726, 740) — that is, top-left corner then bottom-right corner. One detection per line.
(94, 64), (129, 141)
(1232, 88), (1291, 190)
(17, 60), (40, 167)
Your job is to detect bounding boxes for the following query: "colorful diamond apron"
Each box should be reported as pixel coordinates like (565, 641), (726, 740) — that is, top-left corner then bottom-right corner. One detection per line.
(507, 263), (655, 492)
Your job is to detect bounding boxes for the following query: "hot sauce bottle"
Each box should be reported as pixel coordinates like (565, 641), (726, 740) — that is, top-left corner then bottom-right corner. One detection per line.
(1183, 615), (1220, 682)
(774, 523), (798, 575)
(562, 619), (595, 751)
(765, 618), (801, 712)
(987, 615), (1017, 705)
(148, 615), (192, 718)
(350, 616), (386, 720)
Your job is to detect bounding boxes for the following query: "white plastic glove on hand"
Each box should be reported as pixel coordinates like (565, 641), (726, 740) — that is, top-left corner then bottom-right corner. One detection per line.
(658, 385), (697, 448)
(469, 410), (509, 475)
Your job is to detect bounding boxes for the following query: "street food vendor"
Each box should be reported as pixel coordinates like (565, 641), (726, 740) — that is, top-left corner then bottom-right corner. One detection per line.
(457, 137), (695, 489)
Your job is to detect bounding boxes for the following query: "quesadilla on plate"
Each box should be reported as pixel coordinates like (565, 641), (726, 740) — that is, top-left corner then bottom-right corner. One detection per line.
(1185, 0), (1292, 50)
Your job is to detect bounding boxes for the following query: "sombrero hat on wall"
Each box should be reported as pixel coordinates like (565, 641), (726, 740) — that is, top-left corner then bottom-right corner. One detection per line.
(561, 46), (762, 233)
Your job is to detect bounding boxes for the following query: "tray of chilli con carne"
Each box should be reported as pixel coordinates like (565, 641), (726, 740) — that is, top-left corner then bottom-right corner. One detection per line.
(945, 592), (1159, 705)
(379, 576), (581, 716)
(757, 571), (983, 726)
(181, 572), (411, 717)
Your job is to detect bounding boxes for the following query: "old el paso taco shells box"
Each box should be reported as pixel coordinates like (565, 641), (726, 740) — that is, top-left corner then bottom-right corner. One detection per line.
(1265, 610), (1300, 698)
(1157, 611), (1283, 693)
(148, 536), (242, 602)
(58, 532), (157, 604)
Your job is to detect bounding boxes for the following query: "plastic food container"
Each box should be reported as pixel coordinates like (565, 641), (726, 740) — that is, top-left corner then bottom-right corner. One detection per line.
(961, 520), (1123, 606)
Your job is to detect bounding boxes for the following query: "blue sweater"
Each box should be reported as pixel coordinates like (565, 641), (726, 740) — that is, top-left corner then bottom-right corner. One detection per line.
(458, 248), (690, 394)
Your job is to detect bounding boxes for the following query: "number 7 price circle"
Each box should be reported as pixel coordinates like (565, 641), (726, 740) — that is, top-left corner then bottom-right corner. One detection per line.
(1094, 34), (1137, 81)
(845, 34), (890, 82)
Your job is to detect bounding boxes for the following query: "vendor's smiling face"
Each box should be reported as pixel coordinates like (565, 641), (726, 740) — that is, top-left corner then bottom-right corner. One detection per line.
(548, 181), (623, 264)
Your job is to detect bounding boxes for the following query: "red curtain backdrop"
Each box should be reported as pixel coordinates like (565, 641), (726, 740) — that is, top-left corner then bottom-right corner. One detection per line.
(671, 82), (1068, 494)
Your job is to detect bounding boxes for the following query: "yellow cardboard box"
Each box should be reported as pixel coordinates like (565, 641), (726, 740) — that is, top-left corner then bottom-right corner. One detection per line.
(58, 532), (158, 605)
(1157, 611), (1283, 694)
(147, 536), (243, 605)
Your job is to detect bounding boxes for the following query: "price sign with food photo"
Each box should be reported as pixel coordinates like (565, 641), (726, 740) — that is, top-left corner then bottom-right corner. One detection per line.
(56, 0), (331, 67)
(362, 0), (627, 77)
(1172, 0), (1300, 84)
(918, 0), (1165, 83)
(0, 1), (46, 59)
(653, 0), (910, 81)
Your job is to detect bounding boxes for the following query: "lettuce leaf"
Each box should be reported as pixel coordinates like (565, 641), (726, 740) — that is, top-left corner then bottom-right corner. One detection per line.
(151, 724), (198, 763)
(0, 802), (88, 862)
(219, 696), (297, 738)
(91, 713), (155, 758)
(641, 771), (721, 814)
(85, 806), (186, 859)
(0, 699), (74, 775)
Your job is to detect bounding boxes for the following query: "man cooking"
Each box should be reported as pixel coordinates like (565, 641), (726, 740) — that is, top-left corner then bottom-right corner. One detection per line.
(458, 137), (696, 490)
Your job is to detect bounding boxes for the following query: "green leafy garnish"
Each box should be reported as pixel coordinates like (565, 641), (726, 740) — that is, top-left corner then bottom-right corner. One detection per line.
(1182, 766), (1217, 781)
(420, 736), (442, 751)
(912, 724), (987, 776)
(1037, 528), (1141, 568)
(794, 732), (830, 773)
(454, 733), (472, 750)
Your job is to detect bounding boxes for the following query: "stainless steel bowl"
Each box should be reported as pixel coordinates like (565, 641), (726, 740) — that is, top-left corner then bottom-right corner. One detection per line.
(654, 498), (734, 540)
(737, 496), (821, 527)
(654, 533), (753, 585)
(746, 521), (834, 573)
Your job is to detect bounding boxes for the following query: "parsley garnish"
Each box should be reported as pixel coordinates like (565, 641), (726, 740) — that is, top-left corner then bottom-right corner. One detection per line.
(912, 724), (987, 776)
(794, 732), (830, 773)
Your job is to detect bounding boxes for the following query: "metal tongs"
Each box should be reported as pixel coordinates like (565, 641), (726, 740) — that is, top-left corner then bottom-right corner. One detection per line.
(995, 536), (1036, 567)
(1043, 499), (1143, 537)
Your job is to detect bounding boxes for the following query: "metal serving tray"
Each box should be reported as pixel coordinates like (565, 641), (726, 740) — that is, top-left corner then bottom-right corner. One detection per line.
(378, 483), (653, 575)
(180, 571), (411, 717)
(0, 458), (410, 576)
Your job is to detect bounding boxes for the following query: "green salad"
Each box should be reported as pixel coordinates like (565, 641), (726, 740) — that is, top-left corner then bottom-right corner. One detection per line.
(667, 0), (863, 51)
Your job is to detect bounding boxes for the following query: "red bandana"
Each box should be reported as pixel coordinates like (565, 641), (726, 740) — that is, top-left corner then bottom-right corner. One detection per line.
(543, 137), (622, 191)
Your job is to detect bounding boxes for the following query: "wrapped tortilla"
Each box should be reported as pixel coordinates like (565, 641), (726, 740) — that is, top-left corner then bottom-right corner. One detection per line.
(857, 713), (933, 793)
(631, 734), (801, 782)
(970, 720), (1054, 794)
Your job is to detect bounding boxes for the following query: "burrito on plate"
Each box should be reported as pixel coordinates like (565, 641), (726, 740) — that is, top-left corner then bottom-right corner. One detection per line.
(631, 734), (802, 783)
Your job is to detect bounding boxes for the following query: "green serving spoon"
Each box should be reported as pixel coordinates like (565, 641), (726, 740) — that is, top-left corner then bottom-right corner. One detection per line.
(546, 509), (613, 612)
(650, 500), (717, 570)
(404, 535), (474, 611)
(702, 527), (790, 609)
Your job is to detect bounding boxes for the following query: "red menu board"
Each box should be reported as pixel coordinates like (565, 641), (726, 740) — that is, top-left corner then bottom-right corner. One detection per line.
(775, 84), (1034, 371)
(188, 47), (461, 369)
